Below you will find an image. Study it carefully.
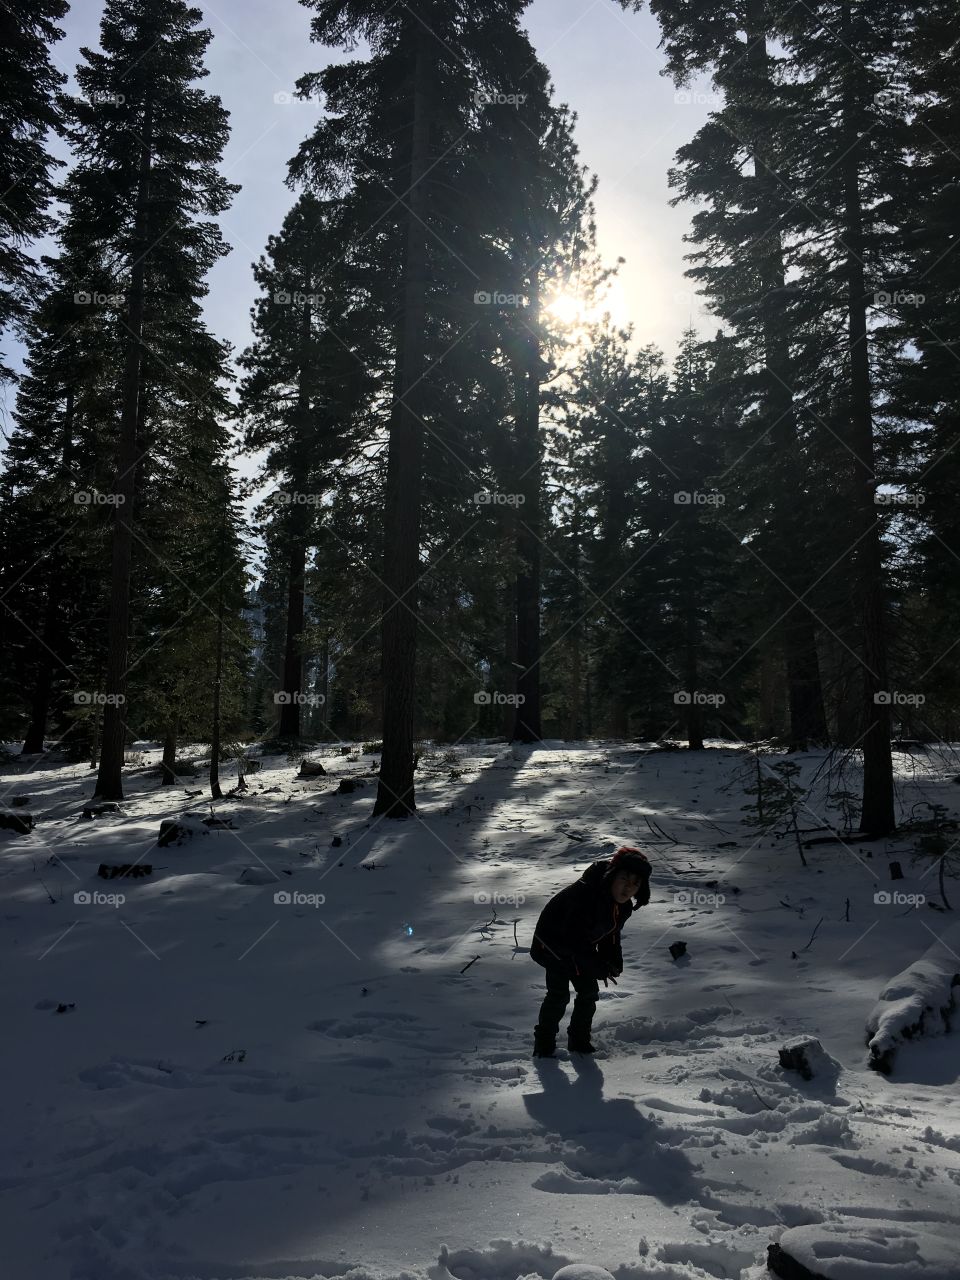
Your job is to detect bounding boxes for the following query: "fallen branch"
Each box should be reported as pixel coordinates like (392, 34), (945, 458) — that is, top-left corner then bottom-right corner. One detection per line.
(796, 916), (824, 955)
(746, 1079), (776, 1111)
(803, 831), (890, 849)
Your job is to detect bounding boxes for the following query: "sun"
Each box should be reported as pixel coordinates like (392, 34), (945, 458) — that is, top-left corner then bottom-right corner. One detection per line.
(547, 292), (585, 326)
(545, 279), (630, 331)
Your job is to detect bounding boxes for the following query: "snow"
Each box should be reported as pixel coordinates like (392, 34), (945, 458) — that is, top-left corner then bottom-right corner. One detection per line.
(773, 1220), (959, 1279)
(2, 740), (960, 1280)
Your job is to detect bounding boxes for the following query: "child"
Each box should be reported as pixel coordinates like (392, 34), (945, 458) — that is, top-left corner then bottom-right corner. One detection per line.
(529, 846), (651, 1057)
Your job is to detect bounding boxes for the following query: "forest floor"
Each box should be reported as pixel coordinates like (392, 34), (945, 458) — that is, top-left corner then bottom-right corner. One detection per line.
(2, 738), (960, 1280)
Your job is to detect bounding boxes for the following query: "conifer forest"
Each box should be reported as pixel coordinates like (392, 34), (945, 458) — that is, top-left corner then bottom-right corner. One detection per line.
(3, 4), (960, 1278)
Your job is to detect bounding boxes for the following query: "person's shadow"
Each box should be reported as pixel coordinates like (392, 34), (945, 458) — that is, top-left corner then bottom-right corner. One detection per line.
(523, 1057), (700, 1204)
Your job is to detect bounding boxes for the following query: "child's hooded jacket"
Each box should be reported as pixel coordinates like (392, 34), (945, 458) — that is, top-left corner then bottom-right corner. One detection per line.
(529, 851), (650, 980)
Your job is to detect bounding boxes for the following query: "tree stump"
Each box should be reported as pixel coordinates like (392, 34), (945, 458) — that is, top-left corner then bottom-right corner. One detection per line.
(779, 1036), (829, 1081)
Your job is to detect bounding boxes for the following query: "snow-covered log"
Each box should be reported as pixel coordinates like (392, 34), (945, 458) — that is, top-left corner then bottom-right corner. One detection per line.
(865, 923), (960, 1073)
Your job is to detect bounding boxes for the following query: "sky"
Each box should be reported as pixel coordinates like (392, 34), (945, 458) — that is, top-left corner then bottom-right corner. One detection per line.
(8, 0), (718, 393)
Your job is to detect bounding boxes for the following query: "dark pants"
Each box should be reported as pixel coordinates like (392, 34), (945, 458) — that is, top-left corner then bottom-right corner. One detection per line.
(534, 966), (599, 1043)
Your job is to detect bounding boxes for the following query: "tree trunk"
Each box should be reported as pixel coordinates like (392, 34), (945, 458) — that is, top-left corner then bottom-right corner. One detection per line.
(511, 270), (543, 743)
(210, 526), (226, 801)
(94, 102), (153, 800)
(22, 586), (59, 754)
(161, 725), (177, 785)
(758, 643), (780, 739)
(743, 0), (828, 750)
(318, 634), (330, 735)
(23, 383), (75, 755)
(568, 502), (584, 740)
(683, 593), (704, 750)
(279, 288), (315, 741)
(89, 663), (104, 769)
(89, 700), (100, 770)
(501, 573), (516, 738)
(279, 536), (306, 738)
(373, 9), (432, 817)
(785, 615), (826, 751)
(569, 626), (582, 739)
(584, 663), (593, 738)
(839, 0), (895, 834)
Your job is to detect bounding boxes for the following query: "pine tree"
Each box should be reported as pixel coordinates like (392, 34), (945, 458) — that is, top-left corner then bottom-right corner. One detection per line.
(0, 250), (119, 751)
(292, 0), (589, 809)
(643, 0), (829, 749)
(238, 192), (374, 742)
(132, 331), (248, 786)
(894, 0), (960, 721)
(773, 0), (905, 829)
(60, 0), (236, 799)
(0, 0), (67, 380)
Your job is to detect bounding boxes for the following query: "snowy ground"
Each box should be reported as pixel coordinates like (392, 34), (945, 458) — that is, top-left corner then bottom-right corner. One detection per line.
(2, 739), (959, 1280)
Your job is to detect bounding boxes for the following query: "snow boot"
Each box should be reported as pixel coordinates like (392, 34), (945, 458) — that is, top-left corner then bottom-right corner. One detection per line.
(567, 1033), (596, 1054)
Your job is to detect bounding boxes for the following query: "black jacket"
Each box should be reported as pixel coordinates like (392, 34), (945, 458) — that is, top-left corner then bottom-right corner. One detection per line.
(529, 858), (640, 980)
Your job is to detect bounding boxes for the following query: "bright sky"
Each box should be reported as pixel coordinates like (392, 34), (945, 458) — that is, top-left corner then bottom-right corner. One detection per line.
(10, 0), (717, 378)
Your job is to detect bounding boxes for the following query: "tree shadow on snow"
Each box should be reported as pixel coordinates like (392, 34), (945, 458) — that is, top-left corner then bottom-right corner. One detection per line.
(888, 1032), (960, 1086)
